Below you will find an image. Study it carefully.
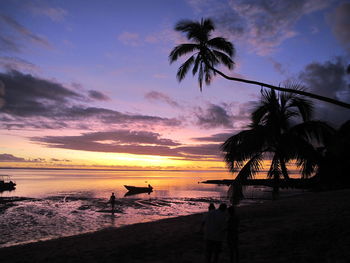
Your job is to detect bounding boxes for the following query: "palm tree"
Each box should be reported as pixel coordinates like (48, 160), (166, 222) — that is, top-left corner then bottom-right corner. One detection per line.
(169, 18), (234, 91)
(169, 18), (350, 109)
(221, 88), (326, 200)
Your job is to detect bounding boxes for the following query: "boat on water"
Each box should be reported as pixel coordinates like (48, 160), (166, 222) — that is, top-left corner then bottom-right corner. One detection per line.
(124, 184), (153, 192)
(124, 184), (153, 197)
(0, 175), (16, 191)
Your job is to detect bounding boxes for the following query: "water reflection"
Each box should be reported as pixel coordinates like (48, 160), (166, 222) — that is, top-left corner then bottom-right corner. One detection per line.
(0, 169), (234, 248)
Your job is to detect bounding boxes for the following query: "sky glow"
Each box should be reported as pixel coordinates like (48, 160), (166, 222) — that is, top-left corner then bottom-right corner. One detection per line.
(0, 0), (349, 170)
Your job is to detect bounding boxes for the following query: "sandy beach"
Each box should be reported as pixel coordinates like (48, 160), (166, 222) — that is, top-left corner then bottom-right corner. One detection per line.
(1, 189), (350, 263)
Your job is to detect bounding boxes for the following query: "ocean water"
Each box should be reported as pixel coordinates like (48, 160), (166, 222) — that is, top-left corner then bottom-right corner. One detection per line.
(0, 169), (300, 248)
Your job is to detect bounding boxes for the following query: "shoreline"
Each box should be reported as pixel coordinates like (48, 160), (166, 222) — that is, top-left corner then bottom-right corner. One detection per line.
(1, 189), (350, 262)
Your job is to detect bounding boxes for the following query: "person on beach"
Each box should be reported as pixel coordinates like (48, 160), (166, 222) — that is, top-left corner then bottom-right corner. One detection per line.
(109, 192), (116, 213)
(227, 206), (239, 263)
(204, 203), (227, 263)
(200, 203), (216, 233)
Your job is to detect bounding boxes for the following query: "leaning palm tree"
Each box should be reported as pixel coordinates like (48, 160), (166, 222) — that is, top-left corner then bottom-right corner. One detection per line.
(169, 18), (350, 109)
(221, 88), (327, 201)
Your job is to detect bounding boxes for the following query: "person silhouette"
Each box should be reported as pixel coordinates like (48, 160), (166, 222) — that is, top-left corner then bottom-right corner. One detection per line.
(200, 203), (216, 233)
(109, 192), (116, 213)
(204, 203), (227, 263)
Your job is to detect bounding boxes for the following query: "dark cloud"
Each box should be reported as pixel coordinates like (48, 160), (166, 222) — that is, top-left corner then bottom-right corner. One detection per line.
(0, 70), (181, 129)
(269, 58), (287, 75)
(195, 104), (233, 128)
(176, 143), (222, 157)
(189, 0), (331, 55)
(62, 106), (180, 126)
(88, 90), (110, 101)
(300, 58), (349, 101)
(32, 130), (181, 157)
(31, 130), (223, 159)
(329, 2), (350, 54)
(0, 14), (51, 49)
(193, 102), (253, 129)
(145, 91), (180, 107)
(0, 70), (82, 117)
(299, 58), (350, 126)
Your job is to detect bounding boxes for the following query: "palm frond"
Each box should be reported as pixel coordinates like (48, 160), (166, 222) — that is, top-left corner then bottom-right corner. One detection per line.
(290, 121), (335, 144)
(212, 50), (234, 69)
(201, 18), (215, 32)
(235, 152), (263, 181)
(192, 55), (201, 76)
(267, 155), (281, 179)
(169, 44), (199, 63)
(221, 126), (268, 172)
(279, 133), (318, 178)
(202, 49), (219, 67)
(204, 64), (213, 86)
(175, 20), (201, 40)
(175, 19), (215, 42)
(250, 104), (269, 127)
(198, 63), (203, 91)
(207, 37), (234, 57)
(279, 158), (290, 179)
(289, 97), (314, 122)
(176, 56), (195, 81)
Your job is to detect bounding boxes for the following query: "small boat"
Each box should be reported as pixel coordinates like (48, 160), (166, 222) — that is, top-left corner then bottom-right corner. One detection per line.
(124, 184), (153, 197)
(124, 184), (153, 192)
(0, 175), (16, 191)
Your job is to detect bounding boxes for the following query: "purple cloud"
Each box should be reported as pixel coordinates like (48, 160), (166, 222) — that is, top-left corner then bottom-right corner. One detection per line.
(31, 130), (223, 160)
(329, 2), (350, 54)
(0, 70), (181, 129)
(145, 91), (180, 107)
(189, 0), (331, 55)
(195, 104), (233, 128)
(0, 14), (51, 49)
(88, 90), (110, 101)
(192, 132), (236, 142)
(0, 56), (40, 73)
(299, 58), (350, 125)
(0, 153), (44, 162)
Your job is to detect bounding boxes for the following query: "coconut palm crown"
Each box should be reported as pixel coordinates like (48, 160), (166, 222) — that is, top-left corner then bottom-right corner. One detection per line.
(221, 88), (327, 199)
(169, 18), (235, 91)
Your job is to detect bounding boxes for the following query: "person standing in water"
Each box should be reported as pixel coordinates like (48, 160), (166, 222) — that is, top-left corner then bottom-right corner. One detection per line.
(109, 192), (116, 213)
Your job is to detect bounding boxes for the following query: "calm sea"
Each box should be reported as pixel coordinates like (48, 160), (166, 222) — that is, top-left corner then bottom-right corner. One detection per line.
(0, 169), (300, 248)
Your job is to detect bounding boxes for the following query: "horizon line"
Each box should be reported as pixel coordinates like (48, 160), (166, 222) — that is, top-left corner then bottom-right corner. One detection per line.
(0, 167), (229, 172)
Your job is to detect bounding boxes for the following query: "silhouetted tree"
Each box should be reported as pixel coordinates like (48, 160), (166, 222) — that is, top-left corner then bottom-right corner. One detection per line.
(221, 88), (328, 200)
(169, 18), (234, 91)
(316, 120), (350, 188)
(169, 18), (350, 109)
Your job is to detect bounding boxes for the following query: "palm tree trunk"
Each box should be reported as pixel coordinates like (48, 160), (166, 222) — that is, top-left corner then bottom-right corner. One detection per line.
(272, 175), (279, 200)
(279, 158), (289, 180)
(210, 67), (350, 109)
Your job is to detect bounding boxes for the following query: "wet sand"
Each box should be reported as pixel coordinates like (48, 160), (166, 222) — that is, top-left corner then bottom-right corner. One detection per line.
(1, 189), (350, 263)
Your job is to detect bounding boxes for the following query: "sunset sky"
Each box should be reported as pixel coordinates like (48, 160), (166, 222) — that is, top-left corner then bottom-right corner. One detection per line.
(0, 0), (349, 170)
